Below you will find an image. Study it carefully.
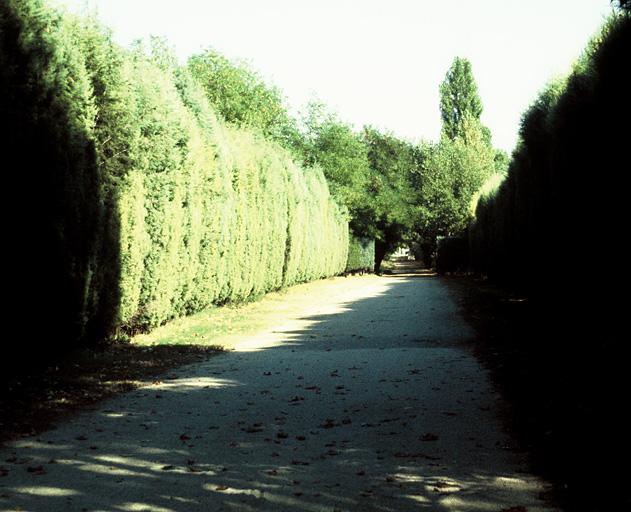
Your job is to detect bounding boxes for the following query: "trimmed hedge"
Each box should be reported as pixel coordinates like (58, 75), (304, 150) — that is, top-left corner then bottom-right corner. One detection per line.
(1, 0), (348, 371)
(468, 12), (630, 509)
(346, 235), (375, 273)
(470, 13), (630, 294)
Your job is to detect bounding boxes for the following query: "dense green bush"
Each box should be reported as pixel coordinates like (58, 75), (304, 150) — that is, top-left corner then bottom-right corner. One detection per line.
(1, 0), (348, 372)
(346, 235), (375, 273)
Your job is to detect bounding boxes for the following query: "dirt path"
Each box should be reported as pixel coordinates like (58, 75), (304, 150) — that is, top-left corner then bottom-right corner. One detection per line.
(0, 266), (558, 511)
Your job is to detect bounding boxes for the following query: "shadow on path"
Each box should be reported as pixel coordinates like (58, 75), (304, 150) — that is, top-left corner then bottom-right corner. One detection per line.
(0, 272), (557, 512)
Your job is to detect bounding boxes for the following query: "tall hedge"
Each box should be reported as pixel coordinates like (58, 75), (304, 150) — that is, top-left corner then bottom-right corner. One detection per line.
(1, 0), (348, 372)
(469, 12), (630, 509)
(471, 13), (630, 294)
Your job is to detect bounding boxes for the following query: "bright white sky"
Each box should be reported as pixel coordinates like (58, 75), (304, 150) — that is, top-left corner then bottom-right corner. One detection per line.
(54, 0), (614, 152)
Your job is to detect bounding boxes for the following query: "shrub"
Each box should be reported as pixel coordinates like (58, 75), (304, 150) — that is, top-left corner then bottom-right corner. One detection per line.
(346, 235), (375, 273)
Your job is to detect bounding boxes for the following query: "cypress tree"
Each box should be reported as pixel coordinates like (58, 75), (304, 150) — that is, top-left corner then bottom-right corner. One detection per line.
(439, 57), (484, 141)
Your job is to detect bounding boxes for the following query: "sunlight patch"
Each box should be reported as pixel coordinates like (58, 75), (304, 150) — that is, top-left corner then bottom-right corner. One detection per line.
(154, 377), (241, 391)
(11, 486), (80, 497)
(117, 502), (175, 512)
(78, 462), (153, 478)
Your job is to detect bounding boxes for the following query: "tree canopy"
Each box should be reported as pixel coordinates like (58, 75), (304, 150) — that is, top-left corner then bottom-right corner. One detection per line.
(439, 56), (484, 141)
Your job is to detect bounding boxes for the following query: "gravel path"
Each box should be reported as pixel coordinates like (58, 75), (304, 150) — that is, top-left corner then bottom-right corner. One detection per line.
(0, 268), (558, 511)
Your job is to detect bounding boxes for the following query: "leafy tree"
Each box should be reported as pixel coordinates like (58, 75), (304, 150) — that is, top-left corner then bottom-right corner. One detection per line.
(493, 148), (510, 175)
(411, 57), (498, 266)
(362, 127), (421, 271)
(187, 49), (299, 149)
(415, 114), (495, 265)
(297, 101), (371, 221)
(439, 57), (484, 141)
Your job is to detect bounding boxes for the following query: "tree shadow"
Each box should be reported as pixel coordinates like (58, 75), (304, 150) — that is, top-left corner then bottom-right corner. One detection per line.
(0, 274), (555, 511)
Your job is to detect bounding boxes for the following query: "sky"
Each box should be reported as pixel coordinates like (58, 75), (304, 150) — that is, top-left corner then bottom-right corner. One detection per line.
(54, 0), (615, 152)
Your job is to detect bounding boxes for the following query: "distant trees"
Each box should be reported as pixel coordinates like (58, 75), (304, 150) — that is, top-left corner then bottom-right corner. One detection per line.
(413, 57), (496, 265)
(289, 102), (422, 273)
(362, 128), (421, 271)
(439, 57), (484, 141)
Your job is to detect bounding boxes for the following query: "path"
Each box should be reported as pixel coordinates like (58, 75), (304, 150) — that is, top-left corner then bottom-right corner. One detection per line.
(0, 266), (558, 511)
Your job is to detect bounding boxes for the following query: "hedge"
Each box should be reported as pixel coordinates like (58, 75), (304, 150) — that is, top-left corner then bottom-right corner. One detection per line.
(345, 235), (375, 273)
(468, 12), (630, 509)
(1, 0), (348, 372)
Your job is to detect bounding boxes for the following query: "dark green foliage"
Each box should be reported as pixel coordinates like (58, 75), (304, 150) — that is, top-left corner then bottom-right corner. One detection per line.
(469, 13), (631, 508)
(292, 104), (420, 273)
(362, 127), (421, 272)
(435, 236), (468, 275)
(1, 0), (111, 373)
(346, 235), (375, 273)
(1, 0), (348, 372)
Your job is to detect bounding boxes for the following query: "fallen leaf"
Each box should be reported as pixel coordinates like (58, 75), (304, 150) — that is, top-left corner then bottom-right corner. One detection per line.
(243, 425), (264, 433)
(26, 465), (46, 475)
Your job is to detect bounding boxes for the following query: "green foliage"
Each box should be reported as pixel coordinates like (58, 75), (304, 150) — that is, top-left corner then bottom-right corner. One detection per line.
(297, 102), (371, 213)
(362, 127), (422, 271)
(439, 57), (484, 141)
(415, 115), (495, 265)
(1, 0), (349, 369)
(346, 235), (375, 273)
(187, 49), (299, 149)
(293, 104), (421, 271)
